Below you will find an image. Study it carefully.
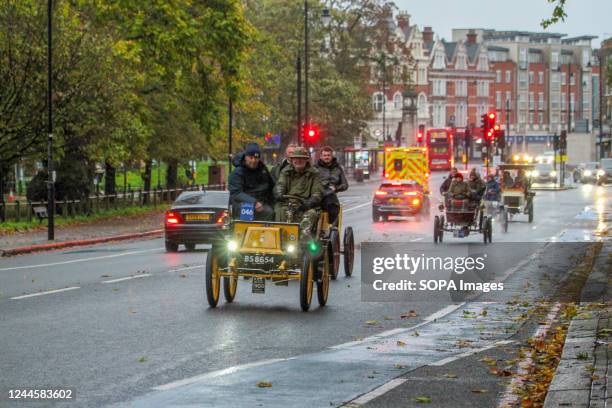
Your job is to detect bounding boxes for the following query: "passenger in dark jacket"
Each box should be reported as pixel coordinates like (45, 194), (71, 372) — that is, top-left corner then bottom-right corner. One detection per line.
(440, 167), (459, 195)
(483, 175), (501, 201)
(271, 144), (298, 183)
(228, 143), (274, 221)
(314, 146), (348, 224)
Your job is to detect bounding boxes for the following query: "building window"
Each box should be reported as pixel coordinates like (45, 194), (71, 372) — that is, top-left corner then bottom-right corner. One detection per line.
(433, 79), (446, 96)
(538, 112), (544, 124)
(418, 68), (426, 84)
(561, 72), (566, 86)
(551, 112), (559, 123)
(519, 48), (527, 69)
(506, 70), (511, 83)
(538, 92), (544, 110)
(456, 55), (467, 70)
(393, 92), (402, 110)
(561, 92), (566, 110)
(529, 112), (534, 124)
(433, 102), (446, 127)
(538, 72), (544, 84)
(478, 55), (488, 71)
(496, 91), (502, 109)
(496, 70), (501, 83)
(519, 72), (528, 90)
(529, 71), (534, 84)
(519, 111), (527, 124)
(434, 52), (445, 69)
(551, 51), (559, 70)
(506, 91), (512, 105)
(519, 93), (527, 110)
(455, 80), (467, 97)
(529, 92), (535, 110)
(418, 93), (428, 116)
(551, 72), (560, 90)
(551, 93), (559, 110)
(373, 92), (385, 112)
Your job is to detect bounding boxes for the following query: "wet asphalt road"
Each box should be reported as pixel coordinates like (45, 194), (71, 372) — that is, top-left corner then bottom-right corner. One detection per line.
(0, 173), (609, 407)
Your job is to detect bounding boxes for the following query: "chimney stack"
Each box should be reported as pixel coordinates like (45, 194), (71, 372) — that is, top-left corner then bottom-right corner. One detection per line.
(423, 27), (434, 45)
(467, 29), (478, 44)
(397, 11), (410, 30)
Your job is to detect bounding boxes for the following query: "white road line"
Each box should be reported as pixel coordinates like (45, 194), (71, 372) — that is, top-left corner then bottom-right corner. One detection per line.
(10, 286), (80, 300)
(330, 302), (466, 350)
(349, 378), (408, 405)
(498, 302), (562, 407)
(0, 248), (162, 272)
(344, 202), (371, 213)
(410, 237), (424, 242)
(102, 274), (151, 284)
(166, 265), (204, 273)
(429, 340), (514, 366)
(152, 358), (291, 391)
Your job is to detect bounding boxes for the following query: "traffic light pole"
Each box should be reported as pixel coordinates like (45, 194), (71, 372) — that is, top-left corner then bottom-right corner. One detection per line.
(47, 0), (55, 241)
(296, 56), (302, 146)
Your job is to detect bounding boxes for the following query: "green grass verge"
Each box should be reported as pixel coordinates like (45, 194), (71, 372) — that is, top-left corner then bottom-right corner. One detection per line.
(0, 205), (166, 235)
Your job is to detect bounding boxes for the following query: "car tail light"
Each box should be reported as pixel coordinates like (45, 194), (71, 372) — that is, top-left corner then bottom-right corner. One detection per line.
(216, 210), (228, 224)
(403, 191), (418, 196)
(412, 198), (420, 205)
(165, 211), (181, 225)
(375, 190), (388, 196)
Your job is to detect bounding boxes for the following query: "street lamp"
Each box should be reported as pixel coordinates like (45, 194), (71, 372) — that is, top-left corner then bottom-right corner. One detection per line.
(47, 0), (55, 240)
(321, 8), (331, 26)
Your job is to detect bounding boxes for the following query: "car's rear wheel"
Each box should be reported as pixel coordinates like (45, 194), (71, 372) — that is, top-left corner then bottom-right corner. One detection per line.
(343, 227), (354, 277)
(317, 244), (330, 307)
(372, 207), (380, 223)
(434, 216), (440, 243)
(165, 240), (178, 252)
(329, 229), (341, 280)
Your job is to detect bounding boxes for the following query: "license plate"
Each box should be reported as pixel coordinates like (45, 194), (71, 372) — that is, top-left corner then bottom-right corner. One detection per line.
(185, 213), (211, 221)
(243, 255), (276, 265)
(252, 277), (265, 294)
(388, 198), (403, 204)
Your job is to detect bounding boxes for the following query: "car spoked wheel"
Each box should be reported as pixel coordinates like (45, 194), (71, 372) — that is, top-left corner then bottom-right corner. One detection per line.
(343, 227), (354, 277)
(300, 255), (314, 312)
(317, 244), (330, 307)
(205, 250), (221, 307)
(223, 259), (237, 303)
(329, 229), (341, 280)
(433, 216), (440, 243)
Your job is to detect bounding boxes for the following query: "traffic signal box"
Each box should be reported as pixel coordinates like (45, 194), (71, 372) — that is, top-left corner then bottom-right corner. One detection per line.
(384, 147), (430, 193)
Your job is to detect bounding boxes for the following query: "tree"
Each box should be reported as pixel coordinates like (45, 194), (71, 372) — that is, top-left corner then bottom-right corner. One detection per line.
(541, 0), (568, 29)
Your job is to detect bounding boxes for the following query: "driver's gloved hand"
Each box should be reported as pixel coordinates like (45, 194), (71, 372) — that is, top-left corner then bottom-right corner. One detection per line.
(298, 202), (309, 211)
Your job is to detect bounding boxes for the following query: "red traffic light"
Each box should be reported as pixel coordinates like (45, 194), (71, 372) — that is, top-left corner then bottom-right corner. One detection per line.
(488, 113), (496, 120)
(303, 124), (320, 142)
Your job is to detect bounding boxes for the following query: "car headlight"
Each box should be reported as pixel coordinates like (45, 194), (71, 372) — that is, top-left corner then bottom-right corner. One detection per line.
(513, 155), (519, 161)
(532, 170), (540, 177)
(550, 171), (557, 177)
(584, 170), (592, 176)
(526, 171), (533, 177)
(287, 244), (296, 254)
(597, 169), (605, 176)
(227, 240), (238, 252)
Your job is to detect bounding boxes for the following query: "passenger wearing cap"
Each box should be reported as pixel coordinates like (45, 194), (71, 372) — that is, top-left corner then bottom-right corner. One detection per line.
(228, 142), (275, 221)
(447, 172), (470, 200)
(273, 147), (324, 236)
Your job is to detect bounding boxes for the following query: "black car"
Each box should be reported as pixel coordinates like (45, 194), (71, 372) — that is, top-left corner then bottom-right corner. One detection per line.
(164, 190), (229, 252)
(372, 180), (429, 222)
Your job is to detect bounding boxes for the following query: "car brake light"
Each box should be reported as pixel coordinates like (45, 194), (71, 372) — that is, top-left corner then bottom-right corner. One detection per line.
(412, 198), (420, 205)
(165, 211), (180, 225)
(375, 190), (388, 196)
(403, 191), (418, 196)
(216, 210), (228, 224)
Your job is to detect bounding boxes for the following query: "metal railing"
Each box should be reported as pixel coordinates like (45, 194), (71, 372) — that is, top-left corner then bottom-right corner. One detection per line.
(0, 183), (226, 223)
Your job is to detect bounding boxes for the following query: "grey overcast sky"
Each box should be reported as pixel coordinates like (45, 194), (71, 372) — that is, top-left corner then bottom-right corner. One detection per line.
(395, 0), (611, 48)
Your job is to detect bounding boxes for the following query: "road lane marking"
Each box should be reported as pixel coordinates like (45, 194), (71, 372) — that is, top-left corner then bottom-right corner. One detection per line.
(0, 248), (162, 272)
(429, 340), (514, 366)
(409, 237), (423, 242)
(498, 302), (562, 407)
(344, 202), (371, 213)
(10, 286), (80, 300)
(166, 265), (204, 273)
(348, 378), (408, 405)
(152, 358), (293, 391)
(330, 302), (466, 350)
(102, 274), (151, 284)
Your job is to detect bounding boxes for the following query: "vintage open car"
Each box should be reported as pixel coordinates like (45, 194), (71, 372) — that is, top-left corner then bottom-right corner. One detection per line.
(498, 163), (536, 232)
(205, 196), (354, 312)
(434, 194), (492, 244)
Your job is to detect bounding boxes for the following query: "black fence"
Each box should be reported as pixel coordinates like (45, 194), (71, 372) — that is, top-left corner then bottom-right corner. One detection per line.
(0, 183), (226, 224)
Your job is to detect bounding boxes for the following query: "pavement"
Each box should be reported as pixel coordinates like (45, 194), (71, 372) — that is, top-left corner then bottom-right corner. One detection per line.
(543, 242), (611, 408)
(0, 170), (610, 407)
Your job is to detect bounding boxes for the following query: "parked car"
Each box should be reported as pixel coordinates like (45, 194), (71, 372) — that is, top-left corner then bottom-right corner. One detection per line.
(598, 158), (612, 185)
(573, 162), (600, 184)
(164, 190), (229, 252)
(530, 163), (557, 184)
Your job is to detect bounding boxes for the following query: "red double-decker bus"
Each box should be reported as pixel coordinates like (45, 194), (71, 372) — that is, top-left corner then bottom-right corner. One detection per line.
(426, 128), (454, 171)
